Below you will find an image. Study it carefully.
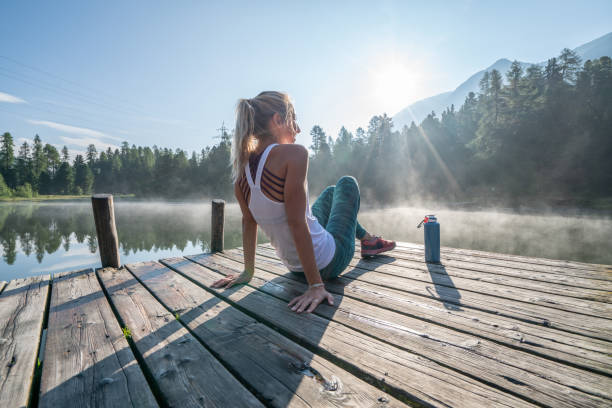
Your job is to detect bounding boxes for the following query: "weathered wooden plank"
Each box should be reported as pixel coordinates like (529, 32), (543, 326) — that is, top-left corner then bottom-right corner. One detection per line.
(354, 249), (612, 302)
(257, 246), (612, 341)
(251, 248), (612, 355)
(161, 255), (536, 408)
(383, 245), (612, 292)
(0, 275), (50, 408)
(39, 269), (158, 408)
(264, 240), (612, 303)
(227, 248), (612, 375)
(197, 253), (612, 408)
(378, 248), (612, 294)
(264, 241), (612, 291)
(396, 242), (612, 275)
(97, 267), (263, 408)
(127, 260), (405, 407)
(319, 248), (612, 318)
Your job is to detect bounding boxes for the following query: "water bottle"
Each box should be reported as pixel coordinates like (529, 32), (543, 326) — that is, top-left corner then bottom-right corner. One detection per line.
(418, 215), (440, 263)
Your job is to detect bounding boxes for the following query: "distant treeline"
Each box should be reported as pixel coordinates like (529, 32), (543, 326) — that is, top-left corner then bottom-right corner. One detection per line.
(1, 48), (610, 203)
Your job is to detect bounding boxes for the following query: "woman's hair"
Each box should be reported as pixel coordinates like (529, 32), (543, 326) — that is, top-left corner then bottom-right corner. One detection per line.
(231, 91), (296, 182)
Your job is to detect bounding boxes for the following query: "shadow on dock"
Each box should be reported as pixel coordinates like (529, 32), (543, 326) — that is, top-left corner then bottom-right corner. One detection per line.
(426, 263), (463, 311)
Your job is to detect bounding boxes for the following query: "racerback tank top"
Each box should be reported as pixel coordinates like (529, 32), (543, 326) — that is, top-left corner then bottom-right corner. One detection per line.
(245, 143), (336, 272)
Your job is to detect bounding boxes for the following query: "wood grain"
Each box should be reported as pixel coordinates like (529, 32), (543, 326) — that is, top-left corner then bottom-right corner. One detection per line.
(211, 199), (224, 253)
(91, 194), (120, 268)
(39, 269), (158, 408)
(369, 245), (612, 294)
(258, 245), (612, 341)
(161, 255), (536, 408)
(197, 253), (611, 408)
(0, 275), (50, 408)
(396, 241), (612, 273)
(127, 260), (405, 407)
(97, 267), (263, 408)
(228, 248), (612, 375)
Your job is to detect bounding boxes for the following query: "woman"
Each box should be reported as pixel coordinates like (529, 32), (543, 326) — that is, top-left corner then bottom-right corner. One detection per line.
(212, 91), (395, 313)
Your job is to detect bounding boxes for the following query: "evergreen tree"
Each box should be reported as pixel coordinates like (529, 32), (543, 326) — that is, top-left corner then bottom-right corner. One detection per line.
(0, 173), (10, 197)
(74, 154), (94, 194)
(16, 142), (33, 187)
(43, 144), (61, 176)
(61, 146), (70, 163)
(32, 135), (45, 178)
(309, 125), (327, 154)
(506, 61), (523, 97)
(558, 48), (582, 84)
(55, 162), (74, 194)
(0, 132), (15, 188)
(86, 144), (97, 167)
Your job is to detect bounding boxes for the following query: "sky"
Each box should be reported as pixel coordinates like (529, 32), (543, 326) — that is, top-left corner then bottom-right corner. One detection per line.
(0, 1), (611, 158)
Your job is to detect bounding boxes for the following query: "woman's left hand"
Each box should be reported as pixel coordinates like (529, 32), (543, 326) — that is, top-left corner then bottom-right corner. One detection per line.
(288, 285), (334, 314)
(211, 270), (253, 289)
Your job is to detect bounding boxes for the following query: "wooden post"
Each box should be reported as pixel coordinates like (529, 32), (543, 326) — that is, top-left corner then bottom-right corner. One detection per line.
(91, 194), (120, 268)
(211, 199), (225, 252)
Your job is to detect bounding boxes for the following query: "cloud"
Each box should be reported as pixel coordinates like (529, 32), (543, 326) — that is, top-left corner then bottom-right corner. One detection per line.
(60, 135), (119, 151)
(0, 91), (26, 104)
(28, 119), (109, 138)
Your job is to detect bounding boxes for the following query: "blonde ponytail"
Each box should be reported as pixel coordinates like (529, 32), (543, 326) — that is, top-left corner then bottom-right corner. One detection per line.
(231, 91), (295, 183)
(231, 99), (257, 182)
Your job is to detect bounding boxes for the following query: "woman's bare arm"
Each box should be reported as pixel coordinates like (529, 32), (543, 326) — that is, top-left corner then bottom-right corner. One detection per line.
(284, 145), (334, 313)
(284, 145), (320, 285)
(211, 180), (257, 288)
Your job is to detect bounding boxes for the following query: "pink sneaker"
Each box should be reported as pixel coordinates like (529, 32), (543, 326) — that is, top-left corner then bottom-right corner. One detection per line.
(360, 235), (396, 257)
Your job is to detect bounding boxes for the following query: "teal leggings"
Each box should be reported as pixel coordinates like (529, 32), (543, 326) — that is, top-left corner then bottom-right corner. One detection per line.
(311, 176), (367, 280)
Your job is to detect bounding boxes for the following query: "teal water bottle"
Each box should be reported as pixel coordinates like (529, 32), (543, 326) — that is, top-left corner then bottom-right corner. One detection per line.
(418, 215), (440, 263)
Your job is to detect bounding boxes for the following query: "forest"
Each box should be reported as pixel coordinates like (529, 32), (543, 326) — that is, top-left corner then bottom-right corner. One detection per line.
(1, 49), (610, 205)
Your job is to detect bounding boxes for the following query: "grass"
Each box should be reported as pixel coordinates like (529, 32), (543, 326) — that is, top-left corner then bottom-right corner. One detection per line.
(0, 193), (136, 202)
(122, 326), (132, 339)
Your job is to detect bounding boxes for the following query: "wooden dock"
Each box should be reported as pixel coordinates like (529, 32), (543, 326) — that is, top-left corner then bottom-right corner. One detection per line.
(0, 242), (611, 407)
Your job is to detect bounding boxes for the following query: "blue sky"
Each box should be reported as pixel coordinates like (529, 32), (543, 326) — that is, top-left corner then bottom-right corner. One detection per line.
(0, 1), (610, 158)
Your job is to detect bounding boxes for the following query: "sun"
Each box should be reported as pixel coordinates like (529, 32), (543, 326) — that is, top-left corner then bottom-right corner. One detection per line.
(369, 59), (423, 116)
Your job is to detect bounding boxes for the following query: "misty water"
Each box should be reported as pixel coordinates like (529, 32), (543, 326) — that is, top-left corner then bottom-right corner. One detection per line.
(1, 200), (611, 281)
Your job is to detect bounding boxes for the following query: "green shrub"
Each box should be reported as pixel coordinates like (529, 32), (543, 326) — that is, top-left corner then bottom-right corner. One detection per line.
(0, 174), (10, 197)
(15, 183), (33, 198)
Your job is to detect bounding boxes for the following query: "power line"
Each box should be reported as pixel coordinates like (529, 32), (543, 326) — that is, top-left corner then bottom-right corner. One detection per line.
(0, 55), (149, 114)
(0, 68), (142, 117)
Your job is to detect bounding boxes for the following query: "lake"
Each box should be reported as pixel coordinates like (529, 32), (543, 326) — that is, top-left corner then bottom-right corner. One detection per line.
(1, 200), (611, 281)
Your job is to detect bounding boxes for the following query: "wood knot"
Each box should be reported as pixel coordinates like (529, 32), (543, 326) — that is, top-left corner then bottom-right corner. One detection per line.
(99, 377), (115, 386)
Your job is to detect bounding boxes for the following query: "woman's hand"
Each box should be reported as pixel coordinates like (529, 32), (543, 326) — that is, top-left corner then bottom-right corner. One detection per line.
(288, 286), (334, 314)
(211, 270), (253, 289)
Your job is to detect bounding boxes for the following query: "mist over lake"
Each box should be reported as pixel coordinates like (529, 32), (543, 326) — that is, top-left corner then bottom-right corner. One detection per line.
(1, 200), (610, 281)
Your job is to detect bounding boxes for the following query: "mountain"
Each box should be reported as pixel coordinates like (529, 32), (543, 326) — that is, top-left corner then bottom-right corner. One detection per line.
(393, 31), (612, 129)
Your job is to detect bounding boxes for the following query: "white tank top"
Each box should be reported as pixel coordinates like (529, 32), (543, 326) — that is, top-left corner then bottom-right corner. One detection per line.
(245, 143), (336, 272)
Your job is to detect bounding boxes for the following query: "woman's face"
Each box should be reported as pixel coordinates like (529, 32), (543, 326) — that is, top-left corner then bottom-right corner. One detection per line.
(271, 111), (300, 144)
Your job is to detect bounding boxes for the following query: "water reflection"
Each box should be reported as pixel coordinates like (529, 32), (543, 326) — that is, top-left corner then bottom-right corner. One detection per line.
(0, 201), (251, 280)
(1, 201), (611, 281)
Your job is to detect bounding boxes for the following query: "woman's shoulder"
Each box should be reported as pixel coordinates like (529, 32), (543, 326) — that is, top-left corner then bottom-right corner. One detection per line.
(274, 143), (308, 161)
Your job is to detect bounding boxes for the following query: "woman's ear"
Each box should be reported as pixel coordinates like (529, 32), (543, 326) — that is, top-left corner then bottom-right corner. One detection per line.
(272, 112), (283, 128)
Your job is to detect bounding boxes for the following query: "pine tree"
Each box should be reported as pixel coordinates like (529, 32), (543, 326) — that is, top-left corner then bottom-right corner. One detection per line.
(16, 142), (33, 187)
(61, 146), (70, 163)
(309, 125), (327, 154)
(55, 162), (74, 194)
(0, 172), (10, 197)
(558, 48), (581, 84)
(0, 132), (15, 188)
(86, 144), (97, 167)
(74, 154), (94, 194)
